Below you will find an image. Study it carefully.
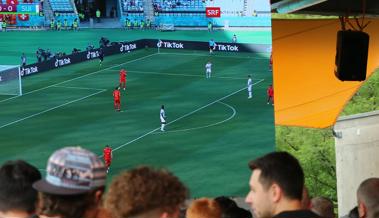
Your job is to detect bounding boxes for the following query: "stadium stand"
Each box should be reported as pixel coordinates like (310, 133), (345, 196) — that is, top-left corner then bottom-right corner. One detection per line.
(122, 0), (144, 12)
(153, 0), (205, 12)
(119, 0), (144, 26)
(153, 0), (206, 27)
(117, 0), (271, 28)
(48, 0), (79, 28)
(49, 0), (75, 13)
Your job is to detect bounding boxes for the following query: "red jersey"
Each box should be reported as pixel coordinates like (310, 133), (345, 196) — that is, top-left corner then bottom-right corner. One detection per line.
(120, 70), (126, 81)
(113, 89), (120, 100)
(267, 86), (274, 97)
(103, 147), (112, 160)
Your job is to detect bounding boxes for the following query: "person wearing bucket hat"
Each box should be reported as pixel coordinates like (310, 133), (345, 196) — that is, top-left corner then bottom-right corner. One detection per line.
(33, 146), (108, 218)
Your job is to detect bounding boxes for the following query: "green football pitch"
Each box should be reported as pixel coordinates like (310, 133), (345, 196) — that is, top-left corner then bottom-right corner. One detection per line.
(0, 30), (274, 198)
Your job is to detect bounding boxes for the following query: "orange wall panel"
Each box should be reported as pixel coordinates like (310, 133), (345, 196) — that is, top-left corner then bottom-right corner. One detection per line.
(272, 19), (379, 128)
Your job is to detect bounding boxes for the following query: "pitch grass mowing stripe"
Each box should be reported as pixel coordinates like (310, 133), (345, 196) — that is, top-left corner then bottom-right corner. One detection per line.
(0, 53), (158, 103)
(52, 85), (106, 91)
(0, 89), (106, 129)
(111, 79), (264, 154)
(107, 69), (263, 80)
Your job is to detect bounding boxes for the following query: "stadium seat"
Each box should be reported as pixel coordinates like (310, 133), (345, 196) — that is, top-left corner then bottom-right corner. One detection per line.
(49, 0), (75, 13)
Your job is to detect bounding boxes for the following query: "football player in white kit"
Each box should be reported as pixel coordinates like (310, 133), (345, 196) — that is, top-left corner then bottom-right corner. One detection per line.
(247, 75), (253, 99)
(205, 61), (212, 79)
(160, 105), (166, 131)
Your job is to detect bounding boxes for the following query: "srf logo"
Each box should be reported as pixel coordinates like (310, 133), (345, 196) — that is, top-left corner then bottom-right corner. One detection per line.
(206, 7), (221, 17)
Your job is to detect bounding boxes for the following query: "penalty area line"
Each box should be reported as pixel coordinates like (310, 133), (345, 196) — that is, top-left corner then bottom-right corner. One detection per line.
(0, 53), (158, 104)
(0, 89), (106, 129)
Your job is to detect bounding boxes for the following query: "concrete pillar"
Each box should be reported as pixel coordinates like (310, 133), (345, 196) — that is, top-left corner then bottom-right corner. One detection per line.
(333, 110), (379, 216)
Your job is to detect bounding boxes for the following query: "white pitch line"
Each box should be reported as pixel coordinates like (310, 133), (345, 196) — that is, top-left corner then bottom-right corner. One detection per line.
(0, 89), (106, 129)
(158, 52), (268, 59)
(153, 101), (236, 134)
(112, 127), (161, 152)
(107, 69), (264, 80)
(111, 79), (264, 153)
(0, 91), (19, 96)
(0, 53), (158, 103)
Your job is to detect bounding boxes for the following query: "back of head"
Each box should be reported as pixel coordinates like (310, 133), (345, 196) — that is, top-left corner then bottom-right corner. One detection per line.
(186, 198), (221, 218)
(357, 178), (379, 218)
(0, 160), (41, 213)
(310, 197), (335, 218)
(214, 196), (237, 211)
(37, 191), (103, 218)
(215, 196), (252, 218)
(105, 166), (188, 218)
(224, 207), (252, 218)
(248, 151), (304, 200)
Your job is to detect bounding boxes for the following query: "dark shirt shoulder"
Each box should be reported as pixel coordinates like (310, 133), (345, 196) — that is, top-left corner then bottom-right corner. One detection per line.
(273, 210), (322, 218)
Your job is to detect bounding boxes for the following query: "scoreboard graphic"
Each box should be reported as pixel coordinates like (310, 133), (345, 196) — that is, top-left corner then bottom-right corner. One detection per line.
(0, 4), (39, 14)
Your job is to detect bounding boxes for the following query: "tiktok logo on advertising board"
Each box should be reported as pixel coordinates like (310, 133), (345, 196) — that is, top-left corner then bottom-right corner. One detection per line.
(86, 51), (99, 60)
(20, 66), (39, 76)
(120, 43), (137, 53)
(157, 40), (184, 49)
(54, 58), (71, 67)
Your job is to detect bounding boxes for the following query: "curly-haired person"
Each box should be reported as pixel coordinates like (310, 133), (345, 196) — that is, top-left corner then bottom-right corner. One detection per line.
(105, 166), (188, 218)
(186, 198), (222, 218)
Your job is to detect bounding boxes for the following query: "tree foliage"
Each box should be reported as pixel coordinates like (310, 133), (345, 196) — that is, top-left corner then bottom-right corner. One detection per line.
(342, 70), (379, 116)
(276, 126), (336, 201)
(275, 70), (379, 205)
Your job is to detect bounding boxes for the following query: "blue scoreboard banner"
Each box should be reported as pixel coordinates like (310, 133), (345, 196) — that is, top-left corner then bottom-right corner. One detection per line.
(17, 4), (39, 14)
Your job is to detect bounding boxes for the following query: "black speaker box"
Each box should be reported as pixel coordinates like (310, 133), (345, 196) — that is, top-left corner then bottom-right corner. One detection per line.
(334, 30), (369, 81)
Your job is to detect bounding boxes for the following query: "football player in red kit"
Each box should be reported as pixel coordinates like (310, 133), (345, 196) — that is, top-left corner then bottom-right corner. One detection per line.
(267, 84), (274, 105)
(103, 145), (113, 173)
(120, 69), (127, 90)
(113, 87), (121, 111)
